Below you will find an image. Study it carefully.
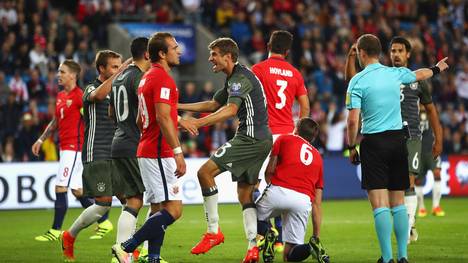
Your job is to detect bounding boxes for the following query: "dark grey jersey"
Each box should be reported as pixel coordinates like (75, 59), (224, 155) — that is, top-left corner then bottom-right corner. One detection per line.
(82, 79), (115, 163)
(420, 111), (434, 152)
(214, 64), (271, 140)
(110, 65), (143, 158)
(400, 79), (432, 138)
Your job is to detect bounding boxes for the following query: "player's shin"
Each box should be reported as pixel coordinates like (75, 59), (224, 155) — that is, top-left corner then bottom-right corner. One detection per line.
(69, 202), (111, 237)
(404, 188), (417, 235)
(52, 192), (68, 230)
(391, 205), (408, 260)
(242, 203), (257, 249)
(202, 186), (219, 233)
(117, 206), (138, 243)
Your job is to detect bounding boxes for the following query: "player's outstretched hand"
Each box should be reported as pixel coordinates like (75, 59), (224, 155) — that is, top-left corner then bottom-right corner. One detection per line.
(32, 140), (42, 157)
(432, 141), (442, 159)
(436, 57), (449, 72)
(179, 118), (199, 136)
(174, 153), (186, 178)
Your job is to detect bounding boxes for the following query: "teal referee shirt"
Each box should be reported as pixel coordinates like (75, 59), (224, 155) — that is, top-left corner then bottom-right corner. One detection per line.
(346, 63), (416, 134)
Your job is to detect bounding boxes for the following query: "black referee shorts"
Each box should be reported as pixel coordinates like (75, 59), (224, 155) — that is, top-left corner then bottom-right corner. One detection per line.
(360, 129), (409, 191)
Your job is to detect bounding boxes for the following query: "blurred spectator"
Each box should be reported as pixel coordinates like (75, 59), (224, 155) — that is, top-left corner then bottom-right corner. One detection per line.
(0, 92), (22, 139)
(15, 112), (40, 162)
(0, 71), (9, 104)
(1, 136), (17, 162)
(9, 70), (28, 102)
(27, 68), (46, 103)
(180, 81), (200, 104)
(456, 60), (468, 107)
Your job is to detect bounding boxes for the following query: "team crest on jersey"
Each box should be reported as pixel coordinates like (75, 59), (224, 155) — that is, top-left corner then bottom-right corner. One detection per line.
(410, 83), (418, 90)
(230, 83), (242, 96)
(66, 99), (72, 107)
(97, 182), (106, 192)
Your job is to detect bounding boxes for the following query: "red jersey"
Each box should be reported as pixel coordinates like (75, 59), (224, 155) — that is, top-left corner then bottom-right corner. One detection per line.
(270, 134), (323, 201)
(252, 57), (307, 134)
(55, 87), (84, 151)
(137, 64), (179, 158)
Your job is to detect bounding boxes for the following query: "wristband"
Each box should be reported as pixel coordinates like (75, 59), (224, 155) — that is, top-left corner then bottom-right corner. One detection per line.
(430, 66), (440, 76)
(173, 146), (183, 155)
(37, 139), (43, 144)
(177, 115), (181, 121)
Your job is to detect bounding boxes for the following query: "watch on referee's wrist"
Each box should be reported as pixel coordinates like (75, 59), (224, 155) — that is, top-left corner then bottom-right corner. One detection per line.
(347, 145), (356, 150)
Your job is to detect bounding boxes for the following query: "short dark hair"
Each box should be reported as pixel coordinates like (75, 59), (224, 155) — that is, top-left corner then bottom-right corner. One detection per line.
(389, 36), (412, 53)
(208, 37), (239, 62)
(131, 37), (149, 60)
(95, 50), (121, 74)
(296, 117), (319, 143)
(269, 30), (293, 55)
(357, 34), (381, 57)
(61, 59), (81, 79)
(148, 32), (174, 63)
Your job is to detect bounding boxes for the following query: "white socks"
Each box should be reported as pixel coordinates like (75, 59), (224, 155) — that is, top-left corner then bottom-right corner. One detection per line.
(69, 204), (111, 237)
(116, 208), (137, 244)
(203, 194), (219, 234)
(433, 181), (442, 208)
(404, 194), (417, 238)
(243, 207), (257, 249)
(415, 186), (425, 210)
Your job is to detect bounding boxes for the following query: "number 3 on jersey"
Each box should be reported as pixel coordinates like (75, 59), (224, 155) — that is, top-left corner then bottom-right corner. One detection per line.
(300, 143), (314, 165)
(275, 79), (287, 109)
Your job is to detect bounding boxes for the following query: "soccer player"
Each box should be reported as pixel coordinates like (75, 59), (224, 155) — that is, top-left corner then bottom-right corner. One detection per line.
(112, 32), (189, 263)
(31, 60), (111, 242)
(416, 108), (445, 217)
(108, 37), (151, 261)
(179, 37), (272, 263)
(256, 118), (329, 263)
(252, 30), (310, 252)
(346, 36), (443, 243)
(346, 34), (448, 263)
(61, 50), (129, 261)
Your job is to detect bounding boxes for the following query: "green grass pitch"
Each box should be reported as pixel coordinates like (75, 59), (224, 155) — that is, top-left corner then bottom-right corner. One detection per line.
(0, 198), (467, 262)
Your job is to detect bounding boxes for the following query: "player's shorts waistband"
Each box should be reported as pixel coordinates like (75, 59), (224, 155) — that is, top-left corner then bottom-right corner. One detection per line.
(362, 129), (404, 138)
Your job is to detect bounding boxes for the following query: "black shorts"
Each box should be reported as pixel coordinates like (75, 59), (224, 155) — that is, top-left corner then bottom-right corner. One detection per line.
(360, 129), (409, 191)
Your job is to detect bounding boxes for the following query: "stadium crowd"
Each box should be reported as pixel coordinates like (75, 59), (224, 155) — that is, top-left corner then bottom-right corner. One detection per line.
(0, 0), (467, 162)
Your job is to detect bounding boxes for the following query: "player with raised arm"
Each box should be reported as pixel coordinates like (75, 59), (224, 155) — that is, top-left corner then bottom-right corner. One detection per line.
(32, 60), (111, 242)
(108, 37), (151, 263)
(112, 32), (192, 263)
(345, 36), (443, 243)
(252, 30), (310, 254)
(60, 50), (129, 262)
(179, 38), (272, 263)
(346, 34), (448, 263)
(416, 107), (445, 217)
(256, 118), (329, 263)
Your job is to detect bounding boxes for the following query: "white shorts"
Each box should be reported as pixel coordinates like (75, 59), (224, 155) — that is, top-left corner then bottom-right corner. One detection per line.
(56, 150), (83, 190)
(138, 157), (182, 204)
(256, 185), (311, 245)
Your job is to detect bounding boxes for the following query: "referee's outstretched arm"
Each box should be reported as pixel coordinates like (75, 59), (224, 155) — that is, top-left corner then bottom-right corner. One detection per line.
(412, 57), (449, 82)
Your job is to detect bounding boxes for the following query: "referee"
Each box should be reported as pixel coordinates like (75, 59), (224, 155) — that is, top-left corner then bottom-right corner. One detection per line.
(346, 34), (448, 263)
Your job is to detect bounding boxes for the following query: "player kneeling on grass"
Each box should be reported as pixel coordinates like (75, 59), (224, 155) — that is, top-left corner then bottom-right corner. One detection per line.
(256, 118), (330, 263)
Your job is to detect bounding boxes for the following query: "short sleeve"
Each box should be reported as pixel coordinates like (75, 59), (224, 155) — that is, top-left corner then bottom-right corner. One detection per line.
(83, 85), (96, 103)
(271, 135), (283, 156)
(396, 67), (416, 84)
(251, 64), (263, 83)
(227, 77), (252, 107)
(295, 73), (307, 97)
(346, 77), (362, 109)
(419, 80), (432, 105)
(213, 88), (228, 105)
(151, 77), (174, 105)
